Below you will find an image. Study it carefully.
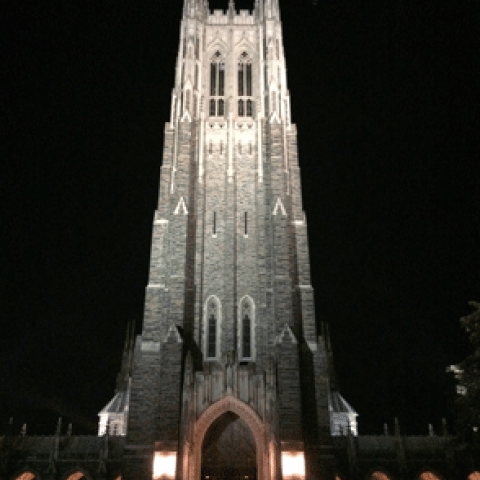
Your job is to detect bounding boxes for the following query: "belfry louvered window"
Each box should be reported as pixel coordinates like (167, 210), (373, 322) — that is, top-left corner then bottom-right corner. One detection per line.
(238, 52), (253, 117)
(209, 51), (225, 117)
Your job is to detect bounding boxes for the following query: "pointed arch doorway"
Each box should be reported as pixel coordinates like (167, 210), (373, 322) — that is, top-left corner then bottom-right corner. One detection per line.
(201, 412), (256, 480)
(190, 396), (269, 480)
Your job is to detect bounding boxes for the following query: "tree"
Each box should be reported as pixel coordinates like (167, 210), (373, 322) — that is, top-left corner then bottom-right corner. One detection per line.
(448, 301), (480, 448)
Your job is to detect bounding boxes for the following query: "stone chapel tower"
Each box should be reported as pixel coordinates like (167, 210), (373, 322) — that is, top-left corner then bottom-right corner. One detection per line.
(121, 1), (340, 479)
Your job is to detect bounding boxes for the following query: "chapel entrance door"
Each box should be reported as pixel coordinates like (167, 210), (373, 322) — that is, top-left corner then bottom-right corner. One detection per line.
(201, 412), (257, 480)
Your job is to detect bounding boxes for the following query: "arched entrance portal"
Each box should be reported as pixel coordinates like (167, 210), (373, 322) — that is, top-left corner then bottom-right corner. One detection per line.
(191, 396), (268, 480)
(201, 412), (256, 480)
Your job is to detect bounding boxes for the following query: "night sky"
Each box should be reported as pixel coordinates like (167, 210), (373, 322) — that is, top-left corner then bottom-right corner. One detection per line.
(3, 0), (478, 436)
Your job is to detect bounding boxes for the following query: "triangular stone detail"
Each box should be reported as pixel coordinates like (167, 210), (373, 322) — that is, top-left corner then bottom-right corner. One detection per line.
(272, 197), (287, 216)
(164, 324), (183, 343)
(174, 197), (189, 215)
(276, 324), (297, 344)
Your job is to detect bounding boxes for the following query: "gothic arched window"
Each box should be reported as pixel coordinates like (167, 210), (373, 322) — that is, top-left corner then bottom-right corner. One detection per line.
(239, 296), (255, 360)
(205, 296), (221, 359)
(207, 314), (216, 358)
(242, 314), (251, 358)
(237, 52), (254, 117)
(209, 51), (225, 117)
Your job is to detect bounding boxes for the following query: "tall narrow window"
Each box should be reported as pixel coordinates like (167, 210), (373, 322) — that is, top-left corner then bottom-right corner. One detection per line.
(244, 212), (248, 236)
(238, 67), (244, 96)
(207, 314), (216, 358)
(238, 100), (244, 117)
(205, 297), (220, 359)
(218, 63), (224, 96)
(242, 315), (251, 358)
(209, 51), (225, 117)
(213, 212), (217, 235)
(237, 52), (254, 117)
(195, 37), (199, 59)
(240, 297), (254, 360)
(210, 63), (216, 95)
(246, 99), (253, 117)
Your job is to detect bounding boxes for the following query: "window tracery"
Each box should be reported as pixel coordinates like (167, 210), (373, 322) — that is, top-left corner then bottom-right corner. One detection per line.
(237, 52), (254, 117)
(209, 51), (225, 117)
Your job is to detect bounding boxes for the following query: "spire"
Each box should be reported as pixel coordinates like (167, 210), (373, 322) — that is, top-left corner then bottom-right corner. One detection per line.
(323, 321), (339, 390)
(264, 0), (280, 20)
(183, 0), (208, 19)
(254, 0), (264, 21)
(116, 320), (136, 392)
(228, 0), (235, 19)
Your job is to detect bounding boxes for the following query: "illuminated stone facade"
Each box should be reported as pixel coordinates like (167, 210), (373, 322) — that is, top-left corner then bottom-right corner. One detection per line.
(123, 0), (337, 479)
(4, 2), (479, 480)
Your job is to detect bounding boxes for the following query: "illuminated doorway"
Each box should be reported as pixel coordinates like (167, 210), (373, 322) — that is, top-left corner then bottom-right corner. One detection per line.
(201, 412), (256, 480)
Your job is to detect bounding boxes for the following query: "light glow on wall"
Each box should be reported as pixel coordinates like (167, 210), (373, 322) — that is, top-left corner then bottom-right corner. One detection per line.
(281, 451), (305, 479)
(153, 452), (177, 479)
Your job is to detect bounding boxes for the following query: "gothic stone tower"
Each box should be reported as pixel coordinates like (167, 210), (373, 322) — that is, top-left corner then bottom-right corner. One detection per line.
(123, 1), (336, 479)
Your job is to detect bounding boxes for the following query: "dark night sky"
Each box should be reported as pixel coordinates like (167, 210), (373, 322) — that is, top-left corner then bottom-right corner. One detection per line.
(3, 0), (479, 436)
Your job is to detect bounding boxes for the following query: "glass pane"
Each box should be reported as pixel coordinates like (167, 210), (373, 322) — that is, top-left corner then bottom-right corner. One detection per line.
(238, 100), (244, 117)
(246, 100), (253, 117)
(243, 315), (251, 358)
(246, 64), (252, 96)
(218, 99), (224, 116)
(209, 99), (216, 116)
(210, 63), (216, 95)
(219, 64), (224, 96)
(238, 65), (244, 96)
(208, 315), (216, 358)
